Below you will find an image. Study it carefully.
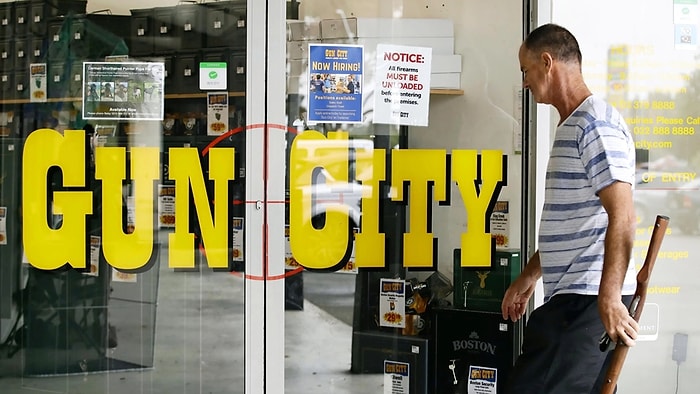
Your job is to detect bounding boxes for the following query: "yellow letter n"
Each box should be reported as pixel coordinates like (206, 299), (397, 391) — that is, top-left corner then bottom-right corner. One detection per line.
(168, 147), (235, 269)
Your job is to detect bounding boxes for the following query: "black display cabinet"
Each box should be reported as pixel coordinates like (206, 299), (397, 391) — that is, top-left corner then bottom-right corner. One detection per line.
(0, 2), (13, 39)
(21, 267), (112, 375)
(25, 0), (88, 37)
(203, 1), (246, 49)
(431, 308), (518, 394)
(0, 137), (22, 321)
(453, 248), (521, 312)
(351, 331), (430, 394)
(19, 256), (160, 375)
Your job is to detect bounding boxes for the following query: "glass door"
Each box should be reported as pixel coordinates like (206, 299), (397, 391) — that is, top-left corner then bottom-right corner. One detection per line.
(1, 1), (251, 393)
(281, 2), (525, 393)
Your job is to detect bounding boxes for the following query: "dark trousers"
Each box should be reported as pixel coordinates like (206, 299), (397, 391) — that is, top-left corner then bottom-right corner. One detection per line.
(505, 294), (633, 394)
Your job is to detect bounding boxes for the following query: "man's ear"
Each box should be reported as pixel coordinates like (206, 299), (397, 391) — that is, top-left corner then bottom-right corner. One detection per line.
(541, 52), (553, 72)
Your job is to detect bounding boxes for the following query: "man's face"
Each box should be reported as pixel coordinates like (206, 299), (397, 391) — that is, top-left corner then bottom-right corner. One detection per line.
(518, 44), (549, 104)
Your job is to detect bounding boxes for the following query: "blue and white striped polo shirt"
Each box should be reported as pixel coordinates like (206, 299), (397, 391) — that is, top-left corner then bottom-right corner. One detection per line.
(540, 95), (637, 302)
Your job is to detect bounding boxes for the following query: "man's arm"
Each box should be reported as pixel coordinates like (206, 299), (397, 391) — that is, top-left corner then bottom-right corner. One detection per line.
(598, 180), (639, 347)
(502, 250), (541, 322)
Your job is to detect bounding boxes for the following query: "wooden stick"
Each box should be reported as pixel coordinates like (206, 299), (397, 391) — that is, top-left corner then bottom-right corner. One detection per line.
(600, 215), (670, 394)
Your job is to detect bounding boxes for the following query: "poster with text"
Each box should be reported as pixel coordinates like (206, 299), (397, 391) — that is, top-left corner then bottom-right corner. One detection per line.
(379, 278), (406, 328)
(285, 225), (299, 269)
(87, 236), (100, 277)
(158, 185), (176, 228)
(308, 44), (363, 124)
(126, 196), (135, 234)
(373, 44), (432, 126)
(467, 366), (497, 394)
(112, 268), (138, 283)
(83, 62), (165, 120)
(207, 92), (229, 135)
(383, 360), (410, 394)
(490, 200), (509, 249)
(30, 63), (47, 102)
(0, 206), (6, 245)
(232, 217), (244, 262)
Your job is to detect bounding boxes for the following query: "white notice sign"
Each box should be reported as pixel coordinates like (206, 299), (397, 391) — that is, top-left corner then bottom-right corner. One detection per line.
(384, 360), (410, 394)
(467, 365), (497, 394)
(379, 278), (406, 328)
(373, 44), (432, 126)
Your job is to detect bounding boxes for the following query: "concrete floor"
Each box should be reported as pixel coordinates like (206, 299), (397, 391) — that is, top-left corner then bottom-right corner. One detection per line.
(0, 255), (383, 393)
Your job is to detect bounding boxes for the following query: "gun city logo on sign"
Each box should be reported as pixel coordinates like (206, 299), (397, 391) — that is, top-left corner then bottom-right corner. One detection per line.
(21, 128), (506, 273)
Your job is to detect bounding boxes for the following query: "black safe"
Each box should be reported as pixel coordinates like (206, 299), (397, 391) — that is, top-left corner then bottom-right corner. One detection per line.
(431, 308), (518, 394)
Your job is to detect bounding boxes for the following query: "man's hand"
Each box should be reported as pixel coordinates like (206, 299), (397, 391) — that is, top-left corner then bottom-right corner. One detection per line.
(501, 275), (537, 322)
(599, 296), (639, 347)
(502, 251), (541, 322)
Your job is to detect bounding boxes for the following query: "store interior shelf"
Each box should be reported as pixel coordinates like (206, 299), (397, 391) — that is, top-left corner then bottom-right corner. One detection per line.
(430, 88), (463, 95)
(165, 92), (246, 99)
(0, 92), (248, 105)
(0, 89), (464, 105)
(0, 90), (459, 105)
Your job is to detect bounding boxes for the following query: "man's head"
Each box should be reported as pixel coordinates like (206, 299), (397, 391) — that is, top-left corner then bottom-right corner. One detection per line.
(519, 23), (583, 104)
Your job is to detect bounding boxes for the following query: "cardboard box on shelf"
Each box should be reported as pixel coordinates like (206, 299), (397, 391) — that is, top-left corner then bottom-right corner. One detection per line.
(432, 55), (462, 74)
(320, 17), (454, 40)
(286, 20), (320, 41)
(328, 37), (454, 56)
(430, 73), (461, 89)
(286, 75), (307, 94)
(288, 59), (308, 78)
(286, 40), (318, 60)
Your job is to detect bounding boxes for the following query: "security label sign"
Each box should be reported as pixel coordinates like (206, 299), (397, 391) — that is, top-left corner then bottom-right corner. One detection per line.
(200, 62), (228, 90)
(373, 44), (432, 126)
(384, 360), (409, 394)
(468, 365), (497, 394)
